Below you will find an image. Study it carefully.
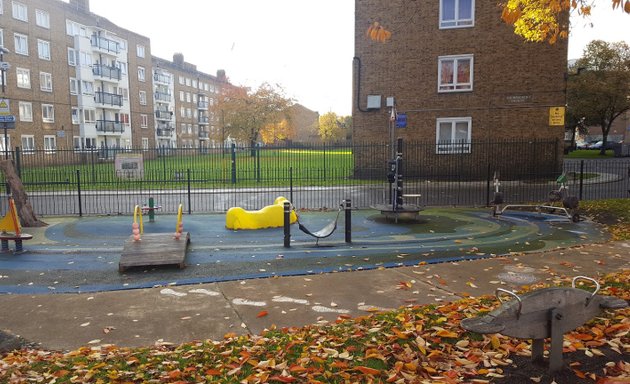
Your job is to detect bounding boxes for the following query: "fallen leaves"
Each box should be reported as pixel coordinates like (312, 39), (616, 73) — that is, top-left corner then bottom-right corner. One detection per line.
(1, 271), (628, 384)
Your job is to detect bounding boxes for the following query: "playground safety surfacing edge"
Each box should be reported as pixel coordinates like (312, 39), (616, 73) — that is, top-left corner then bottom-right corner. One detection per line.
(0, 208), (609, 294)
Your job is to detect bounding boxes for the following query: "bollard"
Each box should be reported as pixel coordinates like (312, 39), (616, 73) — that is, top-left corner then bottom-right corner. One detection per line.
(148, 197), (156, 222)
(344, 199), (351, 243)
(283, 201), (291, 248)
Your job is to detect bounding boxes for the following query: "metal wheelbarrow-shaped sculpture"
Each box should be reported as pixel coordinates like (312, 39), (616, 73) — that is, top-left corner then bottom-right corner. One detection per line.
(460, 276), (628, 372)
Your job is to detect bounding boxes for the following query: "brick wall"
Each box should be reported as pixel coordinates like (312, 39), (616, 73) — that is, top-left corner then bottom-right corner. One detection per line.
(353, 0), (568, 172)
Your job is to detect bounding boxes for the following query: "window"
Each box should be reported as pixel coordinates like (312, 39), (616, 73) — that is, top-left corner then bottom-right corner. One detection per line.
(44, 135), (56, 154)
(142, 138), (149, 150)
(11, 1), (27, 21)
(193, 94), (198, 103)
(42, 104), (54, 123)
(137, 66), (145, 82)
(21, 135), (34, 154)
(119, 113), (130, 125)
(0, 0), (3, 14)
(14, 33), (28, 55)
(79, 51), (92, 66)
(186, 92), (191, 103)
(436, 117), (471, 154)
(71, 107), (80, 124)
(179, 76), (185, 85)
(180, 107), (185, 118)
(35, 9), (49, 28)
(67, 48), (77, 66)
(0, 29), (3, 47)
(37, 39), (51, 60)
(18, 101), (32, 122)
(192, 79), (197, 88)
(39, 72), (52, 92)
(440, 0), (474, 28)
(438, 55), (473, 92)
(180, 123), (186, 133)
(81, 80), (93, 94)
(119, 87), (129, 101)
(187, 124), (192, 134)
(139, 90), (147, 105)
(83, 109), (95, 123)
(140, 114), (148, 128)
(118, 62), (127, 75)
(136, 44), (145, 58)
(179, 91), (184, 102)
(186, 108), (192, 118)
(185, 78), (191, 86)
(65, 19), (85, 36)
(69, 78), (78, 95)
(16, 67), (30, 88)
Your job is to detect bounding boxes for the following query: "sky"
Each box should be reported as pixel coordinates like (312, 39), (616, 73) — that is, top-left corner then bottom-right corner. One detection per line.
(88, 1), (628, 116)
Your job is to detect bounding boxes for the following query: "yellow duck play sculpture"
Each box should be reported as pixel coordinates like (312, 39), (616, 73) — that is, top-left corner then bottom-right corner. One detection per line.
(226, 196), (297, 230)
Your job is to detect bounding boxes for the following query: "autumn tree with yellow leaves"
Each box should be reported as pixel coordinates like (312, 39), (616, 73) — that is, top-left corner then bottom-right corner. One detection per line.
(214, 83), (293, 153)
(366, 0), (629, 44)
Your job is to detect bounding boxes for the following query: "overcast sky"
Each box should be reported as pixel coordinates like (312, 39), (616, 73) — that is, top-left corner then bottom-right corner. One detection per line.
(88, 1), (628, 116)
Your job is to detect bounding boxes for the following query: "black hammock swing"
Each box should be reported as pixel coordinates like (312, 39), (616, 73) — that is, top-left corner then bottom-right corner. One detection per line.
(294, 203), (344, 245)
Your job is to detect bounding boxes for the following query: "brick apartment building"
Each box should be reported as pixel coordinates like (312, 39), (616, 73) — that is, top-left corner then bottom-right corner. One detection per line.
(0, 0), (230, 157)
(152, 54), (228, 150)
(353, 0), (568, 177)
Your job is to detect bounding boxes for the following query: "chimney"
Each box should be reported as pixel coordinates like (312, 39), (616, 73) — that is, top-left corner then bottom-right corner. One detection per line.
(173, 53), (184, 67)
(217, 69), (227, 82)
(69, 0), (90, 13)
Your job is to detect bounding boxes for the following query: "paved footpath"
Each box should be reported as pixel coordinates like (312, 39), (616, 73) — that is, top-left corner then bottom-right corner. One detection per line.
(0, 241), (628, 352)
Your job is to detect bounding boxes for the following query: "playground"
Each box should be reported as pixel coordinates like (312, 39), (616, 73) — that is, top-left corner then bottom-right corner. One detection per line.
(0, 205), (608, 294)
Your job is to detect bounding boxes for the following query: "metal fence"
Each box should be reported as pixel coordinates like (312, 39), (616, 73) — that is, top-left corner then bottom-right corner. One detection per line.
(1, 141), (628, 216)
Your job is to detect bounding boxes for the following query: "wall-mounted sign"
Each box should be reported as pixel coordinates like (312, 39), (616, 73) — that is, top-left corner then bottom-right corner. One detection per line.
(549, 106), (565, 126)
(396, 113), (407, 128)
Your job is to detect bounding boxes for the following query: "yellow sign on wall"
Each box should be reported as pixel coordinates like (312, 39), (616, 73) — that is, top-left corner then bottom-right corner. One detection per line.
(549, 106), (565, 126)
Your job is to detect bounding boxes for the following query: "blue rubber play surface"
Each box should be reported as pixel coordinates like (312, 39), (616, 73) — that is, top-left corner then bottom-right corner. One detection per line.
(0, 208), (608, 294)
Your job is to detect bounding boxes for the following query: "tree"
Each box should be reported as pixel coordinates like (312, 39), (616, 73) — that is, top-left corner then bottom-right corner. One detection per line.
(366, 1), (629, 44)
(567, 40), (630, 155)
(260, 118), (296, 144)
(0, 160), (47, 228)
(215, 83), (293, 153)
(501, 0), (630, 43)
(318, 112), (343, 142)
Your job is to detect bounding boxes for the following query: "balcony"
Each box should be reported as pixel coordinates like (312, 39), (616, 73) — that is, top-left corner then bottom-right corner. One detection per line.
(96, 120), (124, 134)
(157, 127), (174, 137)
(197, 100), (209, 110)
(92, 64), (122, 81)
(90, 34), (120, 55)
(154, 91), (172, 102)
(198, 130), (209, 139)
(198, 116), (209, 125)
(155, 110), (172, 121)
(95, 91), (123, 107)
(153, 73), (171, 85)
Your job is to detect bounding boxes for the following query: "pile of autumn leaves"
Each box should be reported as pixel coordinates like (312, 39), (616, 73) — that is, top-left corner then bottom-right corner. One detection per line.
(1, 272), (628, 383)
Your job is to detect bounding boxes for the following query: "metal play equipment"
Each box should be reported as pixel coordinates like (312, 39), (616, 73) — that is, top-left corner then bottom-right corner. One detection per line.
(461, 276), (628, 372)
(119, 203), (190, 272)
(0, 195), (32, 253)
(371, 138), (422, 222)
(141, 197), (162, 222)
(491, 172), (581, 222)
(283, 200), (352, 247)
(226, 196), (298, 230)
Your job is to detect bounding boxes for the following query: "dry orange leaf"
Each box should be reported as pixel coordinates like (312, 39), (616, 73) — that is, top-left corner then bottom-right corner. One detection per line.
(257, 310), (269, 318)
(355, 365), (381, 375)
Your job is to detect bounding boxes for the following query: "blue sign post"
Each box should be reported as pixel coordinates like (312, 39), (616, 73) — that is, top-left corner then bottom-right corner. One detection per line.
(396, 113), (407, 128)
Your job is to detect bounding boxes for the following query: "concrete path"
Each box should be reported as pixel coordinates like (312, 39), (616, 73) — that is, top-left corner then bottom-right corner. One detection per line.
(1, 240), (627, 351)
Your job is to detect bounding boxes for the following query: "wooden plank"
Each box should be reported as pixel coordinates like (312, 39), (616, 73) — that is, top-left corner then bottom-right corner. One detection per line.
(119, 232), (190, 272)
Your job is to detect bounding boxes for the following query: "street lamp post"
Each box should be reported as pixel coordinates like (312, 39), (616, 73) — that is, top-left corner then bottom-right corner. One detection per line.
(1, 46), (12, 159)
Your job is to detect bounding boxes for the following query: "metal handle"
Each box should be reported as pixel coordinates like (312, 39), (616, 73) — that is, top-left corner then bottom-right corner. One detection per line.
(495, 288), (522, 318)
(572, 276), (600, 297)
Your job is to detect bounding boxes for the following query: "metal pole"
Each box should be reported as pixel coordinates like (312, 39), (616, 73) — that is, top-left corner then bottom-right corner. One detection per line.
(283, 201), (291, 248)
(344, 199), (351, 243)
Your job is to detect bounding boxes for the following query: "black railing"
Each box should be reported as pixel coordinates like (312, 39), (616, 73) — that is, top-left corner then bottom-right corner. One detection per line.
(90, 34), (120, 54)
(155, 110), (172, 120)
(95, 91), (123, 107)
(2, 141), (628, 217)
(153, 73), (171, 84)
(154, 92), (172, 102)
(157, 128), (174, 137)
(92, 64), (121, 81)
(95, 120), (124, 133)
